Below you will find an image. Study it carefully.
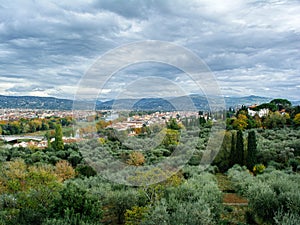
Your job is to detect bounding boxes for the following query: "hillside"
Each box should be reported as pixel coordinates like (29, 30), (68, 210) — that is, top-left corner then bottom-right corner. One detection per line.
(0, 95), (297, 110)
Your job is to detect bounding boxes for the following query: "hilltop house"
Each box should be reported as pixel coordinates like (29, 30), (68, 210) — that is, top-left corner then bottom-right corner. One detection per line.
(248, 105), (269, 117)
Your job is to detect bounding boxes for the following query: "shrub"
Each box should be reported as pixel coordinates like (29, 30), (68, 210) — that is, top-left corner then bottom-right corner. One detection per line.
(51, 182), (103, 224)
(228, 168), (300, 224)
(253, 164), (265, 175)
(274, 210), (300, 225)
(142, 173), (222, 225)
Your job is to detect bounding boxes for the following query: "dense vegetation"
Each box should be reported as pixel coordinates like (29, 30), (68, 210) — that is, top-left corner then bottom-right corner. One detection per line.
(0, 116), (74, 135)
(0, 98), (299, 224)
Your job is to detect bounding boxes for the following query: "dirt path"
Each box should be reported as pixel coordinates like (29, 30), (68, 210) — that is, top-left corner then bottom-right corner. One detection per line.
(215, 173), (249, 224)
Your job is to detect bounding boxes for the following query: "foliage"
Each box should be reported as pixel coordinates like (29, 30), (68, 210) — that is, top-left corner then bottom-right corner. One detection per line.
(125, 206), (149, 225)
(235, 130), (244, 166)
(232, 114), (248, 130)
(253, 164), (265, 175)
(105, 188), (145, 224)
(126, 151), (145, 166)
(212, 131), (232, 172)
(228, 166), (300, 224)
(0, 116), (74, 135)
(53, 124), (64, 150)
(166, 118), (182, 130)
(274, 210), (300, 225)
(162, 129), (180, 148)
(246, 130), (257, 170)
(0, 159), (63, 225)
(51, 181), (103, 224)
(55, 160), (76, 182)
(294, 113), (300, 126)
(270, 98), (292, 111)
(264, 111), (287, 129)
(141, 173), (222, 225)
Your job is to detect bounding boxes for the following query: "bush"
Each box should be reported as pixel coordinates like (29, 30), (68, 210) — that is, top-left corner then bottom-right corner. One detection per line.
(142, 173), (222, 225)
(228, 168), (300, 224)
(253, 164), (265, 175)
(227, 165), (253, 195)
(51, 182), (103, 224)
(274, 210), (300, 225)
(106, 188), (147, 224)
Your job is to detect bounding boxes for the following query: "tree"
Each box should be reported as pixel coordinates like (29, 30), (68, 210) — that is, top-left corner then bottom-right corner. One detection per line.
(294, 113), (300, 126)
(264, 111), (286, 128)
(96, 120), (109, 132)
(127, 151), (145, 166)
(53, 124), (64, 150)
(213, 131), (232, 172)
(45, 131), (52, 148)
(236, 130), (244, 166)
(28, 119), (42, 133)
(246, 130), (257, 170)
(53, 182), (103, 223)
(166, 118), (181, 130)
(232, 114), (248, 130)
(270, 98), (292, 111)
(55, 160), (76, 182)
(229, 131), (236, 167)
(162, 129), (180, 148)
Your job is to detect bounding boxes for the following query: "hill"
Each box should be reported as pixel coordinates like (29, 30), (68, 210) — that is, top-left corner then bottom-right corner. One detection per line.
(0, 95), (297, 111)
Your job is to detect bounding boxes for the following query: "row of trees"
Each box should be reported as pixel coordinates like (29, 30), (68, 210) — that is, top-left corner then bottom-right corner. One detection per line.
(230, 130), (257, 170)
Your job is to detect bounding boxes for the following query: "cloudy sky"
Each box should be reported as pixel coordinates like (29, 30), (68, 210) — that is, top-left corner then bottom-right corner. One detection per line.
(0, 0), (299, 100)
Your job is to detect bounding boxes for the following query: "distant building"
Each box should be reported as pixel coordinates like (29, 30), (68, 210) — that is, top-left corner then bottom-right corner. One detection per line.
(248, 107), (269, 117)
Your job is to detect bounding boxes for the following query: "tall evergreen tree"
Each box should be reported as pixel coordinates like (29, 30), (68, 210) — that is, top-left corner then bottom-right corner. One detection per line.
(229, 131), (236, 167)
(54, 124), (64, 150)
(45, 131), (51, 148)
(236, 130), (244, 166)
(246, 130), (257, 170)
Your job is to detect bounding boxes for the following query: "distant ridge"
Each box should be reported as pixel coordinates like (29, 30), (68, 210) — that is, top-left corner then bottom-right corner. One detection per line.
(0, 95), (73, 110)
(0, 95), (298, 110)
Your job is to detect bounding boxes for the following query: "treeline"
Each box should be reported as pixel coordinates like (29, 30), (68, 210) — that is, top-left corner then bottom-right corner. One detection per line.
(0, 116), (74, 135)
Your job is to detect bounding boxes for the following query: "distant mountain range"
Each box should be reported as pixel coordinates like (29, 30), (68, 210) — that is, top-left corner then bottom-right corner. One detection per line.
(0, 95), (298, 111)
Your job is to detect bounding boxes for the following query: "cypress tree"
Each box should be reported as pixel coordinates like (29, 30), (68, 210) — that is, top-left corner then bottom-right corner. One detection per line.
(45, 131), (51, 148)
(236, 130), (244, 166)
(246, 130), (257, 170)
(54, 124), (64, 150)
(229, 131), (236, 167)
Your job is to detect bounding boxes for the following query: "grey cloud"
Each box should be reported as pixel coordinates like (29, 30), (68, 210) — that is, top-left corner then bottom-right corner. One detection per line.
(0, 0), (299, 100)
(6, 85), (48, 93)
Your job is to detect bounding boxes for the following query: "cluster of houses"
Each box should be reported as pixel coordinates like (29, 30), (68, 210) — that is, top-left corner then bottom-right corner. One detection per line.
(106, 111), (200, 132)
(0, 109), (74, 121)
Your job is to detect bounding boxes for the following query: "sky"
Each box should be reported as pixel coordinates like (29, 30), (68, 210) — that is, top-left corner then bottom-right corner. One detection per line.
(0, 0), (299, 101)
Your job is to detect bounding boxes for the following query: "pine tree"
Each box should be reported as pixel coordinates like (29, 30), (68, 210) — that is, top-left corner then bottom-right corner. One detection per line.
(236, 130), (244, 166)
(54, 124), (64, 150)
(246, 130), (257, 170)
